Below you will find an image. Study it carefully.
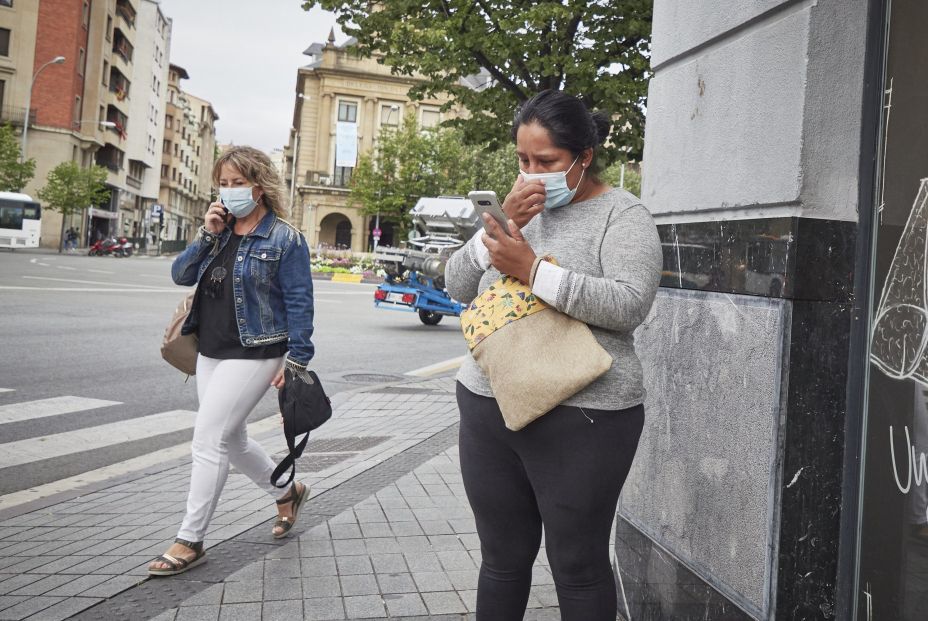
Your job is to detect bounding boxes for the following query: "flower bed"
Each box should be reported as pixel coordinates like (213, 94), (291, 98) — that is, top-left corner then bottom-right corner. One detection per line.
(311, 251), (386, 280)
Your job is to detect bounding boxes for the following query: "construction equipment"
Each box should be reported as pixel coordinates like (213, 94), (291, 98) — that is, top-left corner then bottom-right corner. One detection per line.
(373, 196), (479, 325)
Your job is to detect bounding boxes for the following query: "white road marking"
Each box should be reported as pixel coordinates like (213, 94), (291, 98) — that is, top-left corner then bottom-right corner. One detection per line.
(36, 262), (50, 267)
(0, 416), (281, 511)
(85, 269), (114, 275)
(0, 286), (180, 293)
(0, 396), (121, 424)
(56, 266), (76, 271)
(0, 389), (14, 394)
(405, 355), (467, 377)
(29, 259), (36, 264)
(0, 409), (198, 469)
(23, 275), (171, 289)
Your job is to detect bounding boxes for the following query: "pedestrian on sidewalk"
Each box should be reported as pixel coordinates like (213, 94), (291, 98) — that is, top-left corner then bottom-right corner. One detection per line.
(445, 90), (662, 620)
(148, 146), (315, 576)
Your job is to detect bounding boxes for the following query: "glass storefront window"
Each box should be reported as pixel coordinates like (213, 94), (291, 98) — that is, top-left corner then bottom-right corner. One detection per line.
(859, 1), (928, 618)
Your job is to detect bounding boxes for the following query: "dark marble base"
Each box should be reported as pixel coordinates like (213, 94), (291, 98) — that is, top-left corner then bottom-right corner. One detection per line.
(615, 517), (755, 621)
(658, 217), (856, 301)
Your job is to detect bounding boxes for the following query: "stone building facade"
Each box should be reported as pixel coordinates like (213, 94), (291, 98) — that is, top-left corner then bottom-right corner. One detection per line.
(284, 31), (455, 253)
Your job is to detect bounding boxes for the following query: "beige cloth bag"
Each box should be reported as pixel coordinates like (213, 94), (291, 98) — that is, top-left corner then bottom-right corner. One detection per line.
(161, 291), (198, 376)
(460, 257), (612, 430)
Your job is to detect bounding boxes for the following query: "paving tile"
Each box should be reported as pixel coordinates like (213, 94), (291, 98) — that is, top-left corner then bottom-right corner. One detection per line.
(412, 571), (454, 592)
(0, 596), (28, 613)
(221, 580), (263, 604)
(358, 522), (393, 539)
(342, 594), (385, 619)
(263, 576), (302, 601)
(303, 597), (345, 620)
(0, 574), (38, 596)
(79, 575), (142, 598)
(459, 589), (478, 613)
(22, 596), (103, 621)
(43, 574), (111, 597)
(149, 609), (178, 621)
(302, 575), (340, 598)
(264, 558), (301, 579)
(224, 562), (264, 582)
(419, 520), (455, 536)
(370, 553), (407, 575)
(181, 583), (224, 607)
(376, 572), (417, 594)
(262, 599), (303, 620)
(388, 521), (424, 537)
(335, 555), (373, 576)
(404, 552), (442, 573)
(383, 592), (428, 616)
(438, 550), (477, 572)
(423, 590), (468, 614)
(396, 536), (432, 553)
(328, 524), (362, 540)
(217, 602), (261, 621)
(301, 556), (337, 577)
(446, 569), (479, 591)
(9, 574), (73, 597)
(339, 574), (379, 597)
(0, 596), (64, 620)
(332, 539), (366, 556)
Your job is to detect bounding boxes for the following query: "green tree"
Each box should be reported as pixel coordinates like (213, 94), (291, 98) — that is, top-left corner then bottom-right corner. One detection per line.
(38, 161), (111, 253)
(601, 161), (642, 197)
(0, 124), (35, 192)
(349, 114), (517, 240)
(302, 0), (651, 161)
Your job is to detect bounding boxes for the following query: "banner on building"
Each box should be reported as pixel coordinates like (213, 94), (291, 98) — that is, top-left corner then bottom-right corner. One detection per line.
(335, 121), (358, 168)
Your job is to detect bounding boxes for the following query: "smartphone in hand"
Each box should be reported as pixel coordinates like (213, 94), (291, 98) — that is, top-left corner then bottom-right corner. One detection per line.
(468, 191), (511, 237)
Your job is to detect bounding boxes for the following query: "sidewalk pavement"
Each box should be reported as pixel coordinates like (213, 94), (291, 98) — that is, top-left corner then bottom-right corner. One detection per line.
(0, 375), (572, 620)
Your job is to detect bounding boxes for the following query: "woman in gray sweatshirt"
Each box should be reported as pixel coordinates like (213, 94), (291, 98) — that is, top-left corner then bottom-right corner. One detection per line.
(445, 90), (662, 620)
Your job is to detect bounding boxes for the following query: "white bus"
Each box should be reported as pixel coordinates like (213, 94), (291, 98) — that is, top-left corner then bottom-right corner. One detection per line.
(0, 192), (42, 249)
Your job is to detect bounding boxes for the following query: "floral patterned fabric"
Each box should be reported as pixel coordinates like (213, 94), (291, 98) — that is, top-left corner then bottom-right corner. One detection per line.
(460, 258), (557, 351)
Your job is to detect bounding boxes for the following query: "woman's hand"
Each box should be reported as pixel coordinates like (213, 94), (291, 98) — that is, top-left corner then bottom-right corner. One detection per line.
(502, 176), (546, 229)
(481, 214), (537, 284)
(204, 202), (228, 235)
(271, 368), (285, 389)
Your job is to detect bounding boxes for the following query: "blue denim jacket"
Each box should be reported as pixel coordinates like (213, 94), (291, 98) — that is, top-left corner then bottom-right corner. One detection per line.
(171, 210), (315, 368)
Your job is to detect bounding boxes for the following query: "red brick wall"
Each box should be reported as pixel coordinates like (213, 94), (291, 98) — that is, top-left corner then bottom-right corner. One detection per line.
(33, 0), (88, 128)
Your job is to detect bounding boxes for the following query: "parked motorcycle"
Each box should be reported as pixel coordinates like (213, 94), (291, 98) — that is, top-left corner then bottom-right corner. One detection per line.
(117, 237), (134, 257)
(88, 237), (121, 256)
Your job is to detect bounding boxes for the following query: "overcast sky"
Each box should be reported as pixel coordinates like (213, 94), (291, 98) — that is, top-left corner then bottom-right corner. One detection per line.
(155, 0), (344, 153)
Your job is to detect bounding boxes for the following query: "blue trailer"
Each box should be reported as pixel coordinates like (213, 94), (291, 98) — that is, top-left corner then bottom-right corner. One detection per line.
(371, 196), (477, 326)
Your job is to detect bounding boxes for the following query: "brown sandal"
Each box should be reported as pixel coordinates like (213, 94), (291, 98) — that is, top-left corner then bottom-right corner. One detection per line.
(273, 482), (308, 539)
(148, 538), (206, 576)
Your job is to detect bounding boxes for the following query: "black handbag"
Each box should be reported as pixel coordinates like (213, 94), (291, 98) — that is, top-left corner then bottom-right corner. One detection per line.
(271, 367), (332, 488)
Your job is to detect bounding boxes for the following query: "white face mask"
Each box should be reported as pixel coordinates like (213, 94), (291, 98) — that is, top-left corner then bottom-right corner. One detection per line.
(520, 155), (584, 209)
(219, 186), (258, 218)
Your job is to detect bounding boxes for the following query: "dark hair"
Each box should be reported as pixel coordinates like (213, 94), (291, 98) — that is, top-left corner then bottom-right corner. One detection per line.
(511, 90), (612, 172)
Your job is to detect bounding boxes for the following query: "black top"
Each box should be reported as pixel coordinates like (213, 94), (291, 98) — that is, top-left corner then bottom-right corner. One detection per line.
(196, 232), (288, 360)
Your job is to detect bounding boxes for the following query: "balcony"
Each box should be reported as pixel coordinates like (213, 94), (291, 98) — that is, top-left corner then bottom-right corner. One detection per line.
(0, 106), (36, 127)
(108, 67), (130, 102)
(115, 0), (136, 29)
(95, 144), (125, 172)
(105, 105), (128, 141)
(112, 28), (134, 64)
(304, 170), (351, 190)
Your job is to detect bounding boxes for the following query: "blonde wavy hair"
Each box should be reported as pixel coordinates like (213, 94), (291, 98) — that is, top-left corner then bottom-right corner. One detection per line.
(212, 146), (289, 218)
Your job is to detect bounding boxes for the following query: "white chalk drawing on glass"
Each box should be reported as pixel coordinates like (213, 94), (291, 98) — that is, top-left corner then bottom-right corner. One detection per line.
(872, 179), (928, 384)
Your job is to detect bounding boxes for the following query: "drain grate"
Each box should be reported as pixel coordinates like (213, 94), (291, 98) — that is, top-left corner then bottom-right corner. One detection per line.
(307, 436), (391, 453)
(342, 373), (406, 383)
(295, 453), (351, 472)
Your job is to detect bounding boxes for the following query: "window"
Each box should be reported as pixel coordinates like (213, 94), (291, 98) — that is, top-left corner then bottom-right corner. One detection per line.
(172, 167), (176, 181)
(0, 80), (5, 112)
(82, 1), (89, 26)
(0, 28), (10, 57)
(78, 48), (85, 76)
(98, 105), (105, 123)
(106, 15), (113, 41)
(337, 101), (358, 123)
(334, 166), (353, 187)
(0, 1), (13, 8)
(381, 104), (401, 127)
(420, 107), (441, 129)
(165, 113), (173, 128)
(163, 139), (170, 154)
(161, 164), (168, 178)
(73, 96), (81, 124)
(173, 143), (178, 156)
(102, 61), (109, 86)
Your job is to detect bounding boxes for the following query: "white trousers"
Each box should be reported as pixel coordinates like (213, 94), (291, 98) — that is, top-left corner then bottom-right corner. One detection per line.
(177, 354), (289, 542)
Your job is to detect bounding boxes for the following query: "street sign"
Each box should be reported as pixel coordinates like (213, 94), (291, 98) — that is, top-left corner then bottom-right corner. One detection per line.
(372, 227), (382, 240)
(151, 204), (163, 216)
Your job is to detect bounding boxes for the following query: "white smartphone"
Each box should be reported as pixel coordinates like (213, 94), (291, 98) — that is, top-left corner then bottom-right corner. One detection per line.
(468, 190), (511, 237)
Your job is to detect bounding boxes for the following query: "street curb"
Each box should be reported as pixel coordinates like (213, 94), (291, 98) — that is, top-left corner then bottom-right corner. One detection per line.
(0, 373), (457, 522)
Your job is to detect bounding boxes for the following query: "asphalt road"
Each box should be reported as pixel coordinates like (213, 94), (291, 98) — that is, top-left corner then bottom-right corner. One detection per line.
(0, 247), (465, 494)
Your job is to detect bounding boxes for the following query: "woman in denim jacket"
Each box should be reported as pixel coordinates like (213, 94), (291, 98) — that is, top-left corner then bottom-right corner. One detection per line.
(148, 146), (314, 576)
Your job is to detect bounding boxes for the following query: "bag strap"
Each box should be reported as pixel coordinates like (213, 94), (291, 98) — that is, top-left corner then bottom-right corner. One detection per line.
(270, 431), (308, 488)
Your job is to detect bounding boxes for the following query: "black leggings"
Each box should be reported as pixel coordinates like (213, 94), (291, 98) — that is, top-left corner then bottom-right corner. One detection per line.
(457, 383), (645, 621)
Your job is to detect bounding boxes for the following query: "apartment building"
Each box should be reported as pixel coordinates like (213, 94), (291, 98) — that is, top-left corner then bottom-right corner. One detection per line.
(158, 64), (217, 246)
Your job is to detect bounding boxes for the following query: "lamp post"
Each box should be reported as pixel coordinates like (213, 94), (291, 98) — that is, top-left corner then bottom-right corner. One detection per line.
(21, 55), (66, 162)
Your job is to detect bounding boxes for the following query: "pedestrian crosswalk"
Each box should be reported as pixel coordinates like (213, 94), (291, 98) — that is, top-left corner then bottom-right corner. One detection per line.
(0, 396), (121, 424)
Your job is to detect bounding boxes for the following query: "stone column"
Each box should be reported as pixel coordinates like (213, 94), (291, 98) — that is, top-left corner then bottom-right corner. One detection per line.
(316, 93), (334, 173)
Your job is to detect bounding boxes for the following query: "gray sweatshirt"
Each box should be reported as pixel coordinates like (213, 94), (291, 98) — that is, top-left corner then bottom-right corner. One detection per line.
(445, 187), (663, 411)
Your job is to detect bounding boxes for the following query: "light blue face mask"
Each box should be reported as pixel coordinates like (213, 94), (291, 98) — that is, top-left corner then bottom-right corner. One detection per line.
(520, 154), (585, 209)
(219, 186), (258, 218)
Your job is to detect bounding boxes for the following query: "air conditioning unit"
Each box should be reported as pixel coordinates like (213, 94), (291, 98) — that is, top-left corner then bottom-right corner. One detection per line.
(320, 175), (332, 186)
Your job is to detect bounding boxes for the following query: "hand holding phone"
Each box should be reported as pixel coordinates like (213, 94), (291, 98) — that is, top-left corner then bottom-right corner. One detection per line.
(204, 201), (229, 235)
(468, 191), (512, 238)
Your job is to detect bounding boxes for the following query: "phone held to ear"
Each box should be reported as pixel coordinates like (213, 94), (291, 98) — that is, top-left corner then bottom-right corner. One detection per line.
(468, 191), (511, 237)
